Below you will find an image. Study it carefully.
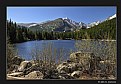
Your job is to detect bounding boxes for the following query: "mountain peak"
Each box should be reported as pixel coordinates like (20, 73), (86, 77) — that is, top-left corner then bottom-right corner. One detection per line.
(62, 17), (69, 20)
(16, 14), (116, 31)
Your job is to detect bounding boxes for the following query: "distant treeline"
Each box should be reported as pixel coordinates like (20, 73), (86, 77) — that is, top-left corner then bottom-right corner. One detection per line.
(7, 18), (116, 43)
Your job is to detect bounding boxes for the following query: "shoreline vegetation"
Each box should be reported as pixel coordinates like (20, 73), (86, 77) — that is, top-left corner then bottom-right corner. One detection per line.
(7, 18), (116, 80)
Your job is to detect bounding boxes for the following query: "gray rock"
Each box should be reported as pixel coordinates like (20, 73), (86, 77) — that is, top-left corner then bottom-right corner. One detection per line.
(57, 61), (83, 74)
(43, 69), (60, 79)
(108, 75), (116, 80)
(70, 51), (101, 72)
(18, 61), (32, 72)
(12, 65), (19, 73)
(23, 64), (40, 75)
(59, 73), (74, 79)
(7, 72), (24, 77)
(59, 75), (66, 79)
(60, 70), (67, 74)
(8, 64), (19, 73)
(71, 71), (83, 78)
(25, 71), (43, 79)
(70, 52), (93, 70)
(70, 51), (94, 63)
(57, 64), (68, 73)
(67, 63), (79, 73)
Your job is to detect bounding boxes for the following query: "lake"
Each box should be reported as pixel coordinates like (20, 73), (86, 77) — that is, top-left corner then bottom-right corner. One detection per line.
(14, 40), (116, 62)
(14, 40), (77, 61)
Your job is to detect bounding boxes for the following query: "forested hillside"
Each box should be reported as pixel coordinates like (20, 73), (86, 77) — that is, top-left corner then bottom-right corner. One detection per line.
(7, 18), (116, 43)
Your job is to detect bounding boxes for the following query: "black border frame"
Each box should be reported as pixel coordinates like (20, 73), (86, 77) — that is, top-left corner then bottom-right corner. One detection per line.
(0, 0), (121, 84)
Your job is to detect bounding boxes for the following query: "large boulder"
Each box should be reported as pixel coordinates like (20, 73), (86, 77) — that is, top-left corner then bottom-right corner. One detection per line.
(70, 51), (94, 63)
(70, 52), (101, 72)
(7, 72), (24, 77)
(108, 75), (116, 80)
(25, 71), (44, 79)
(57, 61), (82, 73)
(71, 71), (83, 78)
(18, 61), (32, 72)
(57, 63), (68, 73)
(23, 63), (42, 75)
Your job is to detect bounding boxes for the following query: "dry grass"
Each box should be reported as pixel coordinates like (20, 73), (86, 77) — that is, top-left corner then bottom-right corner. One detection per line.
(75, 32), (117, 79)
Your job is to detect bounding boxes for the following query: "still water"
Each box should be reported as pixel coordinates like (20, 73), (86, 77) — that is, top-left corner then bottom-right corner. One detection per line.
(14, 40), (116, 62)
(14, 40), (76, 61)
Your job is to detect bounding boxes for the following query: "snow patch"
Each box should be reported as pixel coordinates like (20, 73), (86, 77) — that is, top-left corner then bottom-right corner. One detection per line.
(107, 14), (116, 20)
(28, 24), (38, 27)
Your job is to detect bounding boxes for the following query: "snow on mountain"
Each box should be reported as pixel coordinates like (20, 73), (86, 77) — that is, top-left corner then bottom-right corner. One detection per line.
(28, 23), (38, 27)
(107, 14), (116, 20)
(17, 23), (38, 28)
(62, 17), (101, 29)
(87, 21), (101, 28)
(62, 17), (80, 27)
(79, 22), (87, 28)
(17, 14), (116, 30)
(86, 14), (116, 28)
(62, 17), (68, 20)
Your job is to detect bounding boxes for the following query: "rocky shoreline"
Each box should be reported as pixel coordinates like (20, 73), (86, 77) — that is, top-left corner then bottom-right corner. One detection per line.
(7, 51), (116, 80)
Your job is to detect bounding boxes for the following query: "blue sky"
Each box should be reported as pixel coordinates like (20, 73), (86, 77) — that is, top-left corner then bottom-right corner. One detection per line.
(7, 6), (116, 24)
